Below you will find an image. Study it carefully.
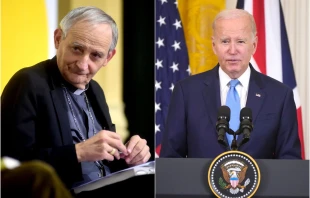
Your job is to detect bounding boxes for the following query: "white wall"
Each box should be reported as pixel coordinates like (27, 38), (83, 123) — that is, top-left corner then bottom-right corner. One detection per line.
(226, 0), (310, 159)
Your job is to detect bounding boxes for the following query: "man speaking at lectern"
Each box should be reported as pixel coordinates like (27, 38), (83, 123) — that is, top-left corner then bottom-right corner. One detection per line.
(160, 8), (302, 159)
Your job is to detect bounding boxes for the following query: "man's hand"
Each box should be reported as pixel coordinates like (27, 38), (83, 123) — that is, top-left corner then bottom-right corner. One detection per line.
(121, 135), (151, 166)
(75, 130), (128, 162)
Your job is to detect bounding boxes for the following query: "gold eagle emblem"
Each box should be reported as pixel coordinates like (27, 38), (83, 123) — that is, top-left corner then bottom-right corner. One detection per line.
(221, 162), (248, 189)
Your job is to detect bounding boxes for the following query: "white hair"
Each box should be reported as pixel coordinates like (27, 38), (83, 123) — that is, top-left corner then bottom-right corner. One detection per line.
(59, 6), (118, 52)
(212, 9), (257, 39)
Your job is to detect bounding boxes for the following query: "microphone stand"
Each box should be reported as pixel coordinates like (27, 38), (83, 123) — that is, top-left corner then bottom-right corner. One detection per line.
(227, 129), (238, 150)
(227, 129), (248, 150)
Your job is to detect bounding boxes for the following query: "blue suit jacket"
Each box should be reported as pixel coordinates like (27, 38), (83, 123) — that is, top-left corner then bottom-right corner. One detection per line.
(160, 64), (302, 159)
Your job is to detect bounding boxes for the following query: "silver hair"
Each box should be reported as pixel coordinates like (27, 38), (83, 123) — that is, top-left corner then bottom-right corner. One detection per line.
(59, 6), (118, 52)
(212, 9), (257, 39)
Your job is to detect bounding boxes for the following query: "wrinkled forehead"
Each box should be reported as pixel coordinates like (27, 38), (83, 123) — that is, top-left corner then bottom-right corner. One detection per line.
(66, 21), (113, 53)
(215, 15), (253, 31)
(214, 17), (253, 37)
(68, 21), (112, 38)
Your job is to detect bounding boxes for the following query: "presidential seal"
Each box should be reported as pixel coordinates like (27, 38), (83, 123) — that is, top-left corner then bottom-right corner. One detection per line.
(208, 151), (261, 198)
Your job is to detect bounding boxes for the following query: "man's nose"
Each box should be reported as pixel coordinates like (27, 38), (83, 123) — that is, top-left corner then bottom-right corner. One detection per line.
(228, 43), (237, 54)
(76, 56), (89, 70)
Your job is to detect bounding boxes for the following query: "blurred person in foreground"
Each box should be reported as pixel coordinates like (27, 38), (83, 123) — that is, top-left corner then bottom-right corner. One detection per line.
(1, 157), (73, 198)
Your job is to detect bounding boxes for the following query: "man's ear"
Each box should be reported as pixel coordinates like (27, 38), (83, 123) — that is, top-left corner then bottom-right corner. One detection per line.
(252, 36), (258, 55)
(102, 49), (116, 67)
(54, 28), (63, 49)
(211, 36), (217, 55)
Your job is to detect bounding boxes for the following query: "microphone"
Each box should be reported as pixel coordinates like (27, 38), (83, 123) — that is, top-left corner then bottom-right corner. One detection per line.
(216, 106), (230, 146)
(239, 107), (253, 145)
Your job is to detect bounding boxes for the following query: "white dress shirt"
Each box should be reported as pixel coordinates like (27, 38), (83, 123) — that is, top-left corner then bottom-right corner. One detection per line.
(219, 66), (251, 109)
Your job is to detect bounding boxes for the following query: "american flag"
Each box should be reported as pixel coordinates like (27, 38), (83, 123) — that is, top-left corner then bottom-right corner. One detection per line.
(155, 0), (190, 157)
(237, 0), (305, 159)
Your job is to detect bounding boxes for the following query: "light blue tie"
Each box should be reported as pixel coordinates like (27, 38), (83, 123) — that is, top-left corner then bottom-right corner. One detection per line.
(226, 79), (240, 147)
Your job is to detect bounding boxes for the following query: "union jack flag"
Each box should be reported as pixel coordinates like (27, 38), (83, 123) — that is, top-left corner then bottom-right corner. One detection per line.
(237, 0), (305, 159)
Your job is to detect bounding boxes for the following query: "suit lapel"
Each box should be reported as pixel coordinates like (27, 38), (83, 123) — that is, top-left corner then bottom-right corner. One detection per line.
(87, 82), (113, 131)
(237, 66), (266, 145)
(51, 88), (73, 145)
(201, 66), (228, 147)
(48, 57), (73, 145)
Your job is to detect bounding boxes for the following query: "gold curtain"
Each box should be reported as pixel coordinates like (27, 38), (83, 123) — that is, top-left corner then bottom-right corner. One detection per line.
(178, 0), (225, 75)
(1, 0), (49, 94)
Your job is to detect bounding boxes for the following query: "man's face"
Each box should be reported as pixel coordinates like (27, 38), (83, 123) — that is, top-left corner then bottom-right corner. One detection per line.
(54, 21), (116, 89)
(212, 16), (257, 79)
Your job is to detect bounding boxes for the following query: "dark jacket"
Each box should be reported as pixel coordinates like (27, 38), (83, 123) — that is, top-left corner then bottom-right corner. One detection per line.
(160, 64), (302, 159)
(1, 56), (128, 188)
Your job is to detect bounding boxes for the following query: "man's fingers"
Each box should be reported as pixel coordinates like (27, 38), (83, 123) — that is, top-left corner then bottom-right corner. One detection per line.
(103, 152), (114, 161)
(97, 130), (128, 155)
(107, 148), (120, 160)
(104, 144), (120, 160)
(108, 140), (128, 156)
(100, 130), (122, 140)
(128, 144), (150, 164)
(130, 152), (151, 166)
(126, 135), (143, 154)
(125, 138), (147, 163)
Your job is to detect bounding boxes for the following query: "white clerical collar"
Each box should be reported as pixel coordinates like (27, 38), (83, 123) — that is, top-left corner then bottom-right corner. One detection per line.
(64, 82), (89, 95)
